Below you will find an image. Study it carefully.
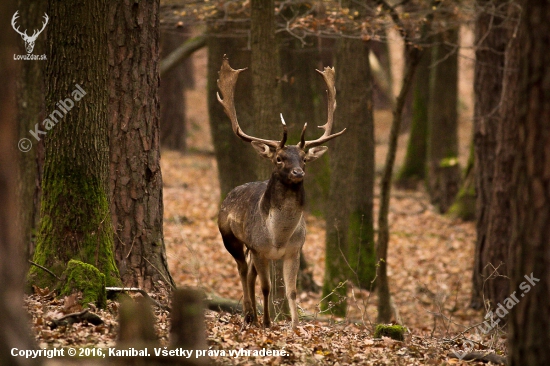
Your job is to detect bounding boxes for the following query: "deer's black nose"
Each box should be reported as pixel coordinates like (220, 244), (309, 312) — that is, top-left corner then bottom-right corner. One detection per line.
(291, 168), (304, 179)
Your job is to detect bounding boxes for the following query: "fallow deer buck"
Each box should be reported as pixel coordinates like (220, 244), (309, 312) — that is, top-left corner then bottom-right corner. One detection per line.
(217, 56), (345, 328)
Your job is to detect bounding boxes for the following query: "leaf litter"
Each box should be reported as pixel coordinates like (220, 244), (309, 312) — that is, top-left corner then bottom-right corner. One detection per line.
(25, 147), (505, 365)
(24, 48), (505, 365)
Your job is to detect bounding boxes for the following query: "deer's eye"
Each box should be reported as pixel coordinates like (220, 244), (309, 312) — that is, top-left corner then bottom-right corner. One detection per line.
(276, 156), (282, 163)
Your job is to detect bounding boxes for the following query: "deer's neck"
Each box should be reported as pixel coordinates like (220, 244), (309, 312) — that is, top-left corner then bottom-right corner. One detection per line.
(260, 174), (305, 247)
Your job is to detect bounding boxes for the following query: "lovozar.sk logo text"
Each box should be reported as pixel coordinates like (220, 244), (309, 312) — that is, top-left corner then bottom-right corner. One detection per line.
(11, 10), (48, 61)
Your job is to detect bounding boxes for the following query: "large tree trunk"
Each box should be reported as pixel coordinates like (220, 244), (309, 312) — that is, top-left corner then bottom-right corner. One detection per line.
(426, 28), (461, 213)
(508, 1), (550, 364)
(278, 35), (323, 293)
(470, 0), (510, 309)
(251, 0), (281, 180)
(250, 0), (285, 321)
(207, 24), (258, 200)
(109, 0), (174, 290)
(28, 0), (119, 288)
(159, 28), (189, 152)
(0, 0), (38, 363)
(16, 0), (46, 261)
(279, 35), (328, 216)
(322, 2), (375, 316)
(483, 5), (519, 311)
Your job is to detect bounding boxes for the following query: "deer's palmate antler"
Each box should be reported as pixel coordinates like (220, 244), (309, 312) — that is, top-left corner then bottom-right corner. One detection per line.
(217, 55), (345, 150)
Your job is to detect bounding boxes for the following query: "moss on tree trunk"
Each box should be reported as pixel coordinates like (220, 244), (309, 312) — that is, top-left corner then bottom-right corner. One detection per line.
(28, 0), (119, 289)
(60, 260), (107, 308)
(448, 144), (476, 221)
(322, 0), (375, 315)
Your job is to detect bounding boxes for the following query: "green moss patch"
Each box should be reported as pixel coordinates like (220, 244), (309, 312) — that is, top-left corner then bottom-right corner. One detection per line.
(373, 324), (407, 341)
(60, 260), (107, 308)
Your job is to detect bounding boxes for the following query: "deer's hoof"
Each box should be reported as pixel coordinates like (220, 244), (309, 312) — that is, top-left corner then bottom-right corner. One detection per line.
(244, 312), (256, 324)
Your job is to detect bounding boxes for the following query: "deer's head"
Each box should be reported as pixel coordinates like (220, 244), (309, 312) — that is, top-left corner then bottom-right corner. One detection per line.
(12, 11), (49, 54)
(216, 56), (345, 185)
(249, 116), (328, 184)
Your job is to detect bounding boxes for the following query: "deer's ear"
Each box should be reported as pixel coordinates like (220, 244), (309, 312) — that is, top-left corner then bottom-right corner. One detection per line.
(305, 146), (328, 162)
(251, 141), (275, 159)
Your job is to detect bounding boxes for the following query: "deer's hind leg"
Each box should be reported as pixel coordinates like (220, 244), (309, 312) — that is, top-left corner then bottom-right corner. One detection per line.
(247, 261), (259, 324)
(220, 232), (255, 324)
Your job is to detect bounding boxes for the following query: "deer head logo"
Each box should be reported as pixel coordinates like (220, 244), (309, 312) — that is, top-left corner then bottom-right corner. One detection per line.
(11, 11), (49, 54)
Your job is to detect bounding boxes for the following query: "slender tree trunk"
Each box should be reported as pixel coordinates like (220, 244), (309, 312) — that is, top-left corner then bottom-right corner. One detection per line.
(470, 0), (510, 309)
(160, 29), (188, 152)
(426, 28), (461, 213)
(109, 0), (174, 290)
(28, 0), (119, 288)
(508, 1), (550, 364)
(374, 0), (439, 325)
(322, 34), (375, 316)
(0, 1), (38, 363)
(377, 48), (422, 323)
(397, 43), (430, 186)
(207, 24), (257, 200)
(17, 0), (46, 260)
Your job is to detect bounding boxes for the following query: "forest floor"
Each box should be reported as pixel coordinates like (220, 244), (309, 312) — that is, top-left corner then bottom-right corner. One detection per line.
(26, 143), (507, 366)
(26, 116), (508, 365)
(25, 45), (509, 365)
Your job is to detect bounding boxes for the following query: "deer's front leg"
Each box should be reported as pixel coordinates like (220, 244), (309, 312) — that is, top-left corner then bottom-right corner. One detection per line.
(283, 254), (301, 328)
(252, 255), (271, 328)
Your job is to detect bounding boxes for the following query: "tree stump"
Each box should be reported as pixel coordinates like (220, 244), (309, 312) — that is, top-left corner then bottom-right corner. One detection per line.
(170, 288), (207, 351)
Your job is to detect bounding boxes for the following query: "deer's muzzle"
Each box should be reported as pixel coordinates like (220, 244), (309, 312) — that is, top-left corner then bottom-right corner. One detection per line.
(290, 168), (305, 182)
